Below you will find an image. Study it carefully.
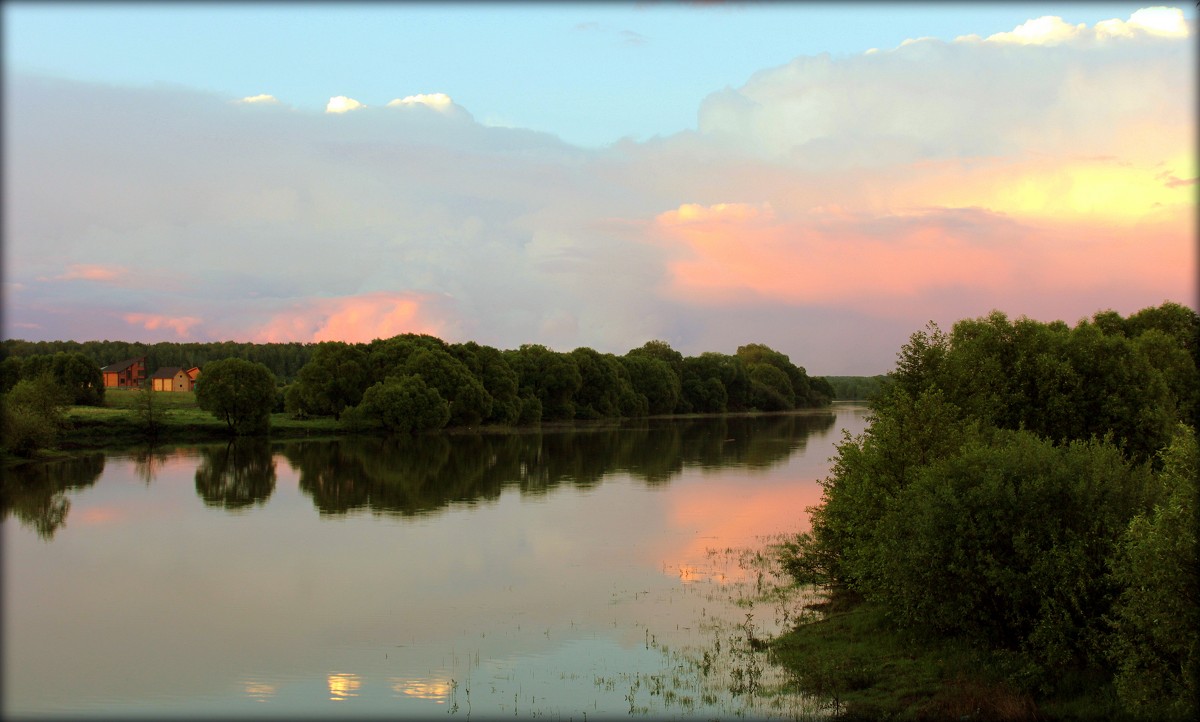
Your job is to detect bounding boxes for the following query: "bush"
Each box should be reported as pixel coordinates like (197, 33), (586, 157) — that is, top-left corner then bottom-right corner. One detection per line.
(869, 431), (1155, 688)
(1, 374), (70, 457)
(1109, 424), (1198, 719)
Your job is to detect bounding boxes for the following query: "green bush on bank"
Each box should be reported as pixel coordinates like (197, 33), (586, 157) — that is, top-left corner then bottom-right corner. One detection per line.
(1, 374), (71, 457)
(780, 302), (1200, 718)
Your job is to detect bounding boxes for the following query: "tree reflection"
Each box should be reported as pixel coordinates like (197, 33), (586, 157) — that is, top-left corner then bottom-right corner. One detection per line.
(283, 411), (836, 517)
(194, 439), (276, 510)
(0, 454), (105, 539)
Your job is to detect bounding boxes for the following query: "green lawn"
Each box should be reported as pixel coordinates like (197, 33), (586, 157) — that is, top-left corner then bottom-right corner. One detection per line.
(102, 388), (200, 410)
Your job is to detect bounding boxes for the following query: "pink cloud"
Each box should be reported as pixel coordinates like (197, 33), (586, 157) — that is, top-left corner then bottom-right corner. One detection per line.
(653, 201), (1194, 318)
(253, 292), (445, 343)
(123, 313), (202, 337)
(57, 264), (129, 283)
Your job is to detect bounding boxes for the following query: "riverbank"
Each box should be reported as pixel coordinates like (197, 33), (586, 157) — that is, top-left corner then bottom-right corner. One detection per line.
(10, 390), (843, 461)
(770, 589), (1125, 721)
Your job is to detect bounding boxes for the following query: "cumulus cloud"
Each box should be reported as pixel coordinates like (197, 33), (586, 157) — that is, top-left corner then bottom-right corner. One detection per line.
(4, 7), (1193, 374)
(387, 93), (453, 110)
(697, 7), (1192, 165)
(237, 93), (281, 104)
(325, 95), (365, 113)
(252, 292), (447, 343)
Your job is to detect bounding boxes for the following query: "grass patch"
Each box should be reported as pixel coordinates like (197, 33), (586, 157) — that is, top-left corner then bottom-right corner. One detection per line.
(58, 391), (343, 450)
(102, 388), (200, 410)
(771, 591), (1131, 721)
(771, 593), (1037, 721)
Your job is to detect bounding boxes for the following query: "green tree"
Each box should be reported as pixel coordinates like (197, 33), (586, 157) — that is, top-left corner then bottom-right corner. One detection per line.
(1, 374), (71, 457)
(869, 432), (1154, 686)
(746, 362), (795, 411)
(620, 354), (681, 415)
(403, 348), (491, 427)
(50, 351), (105, 405)
(504, 344), (582, 421)
(354, 375), (451, 434)
(679, 354), (731, 414)
(0, 356), (25, 393)
(131, 383), (168, 439)
(293, 342), (371, 419)
(449, 341), (522, 424)
(1109, 424), (1198, 719)
(571, 347), (632, 419)
(195, 358), (277, 435)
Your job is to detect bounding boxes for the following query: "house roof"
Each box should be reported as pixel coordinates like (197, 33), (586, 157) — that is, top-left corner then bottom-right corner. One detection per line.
(101, 357), (144, 373)
(150, 367), (184, 379)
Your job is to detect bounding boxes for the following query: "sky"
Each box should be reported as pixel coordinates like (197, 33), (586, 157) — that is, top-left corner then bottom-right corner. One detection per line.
(3, 2), (1196, 375)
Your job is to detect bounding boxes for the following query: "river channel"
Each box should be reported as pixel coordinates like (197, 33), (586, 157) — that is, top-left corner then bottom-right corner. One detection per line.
(3, 403), (869, 719)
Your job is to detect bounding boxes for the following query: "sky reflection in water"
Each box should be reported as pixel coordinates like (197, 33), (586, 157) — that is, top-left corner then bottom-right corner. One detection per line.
(3, 405), (869, 718)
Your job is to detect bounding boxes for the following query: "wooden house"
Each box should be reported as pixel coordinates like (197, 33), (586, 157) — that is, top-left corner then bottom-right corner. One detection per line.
(150, 366), (201, 392)
(100, 357), (147, 389)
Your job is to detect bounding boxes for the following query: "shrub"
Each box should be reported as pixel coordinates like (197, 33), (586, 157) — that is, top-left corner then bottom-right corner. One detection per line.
(1108, 424), (1198, 719)
(869, 431), (1155, 688)
(1, 374), (70, 457)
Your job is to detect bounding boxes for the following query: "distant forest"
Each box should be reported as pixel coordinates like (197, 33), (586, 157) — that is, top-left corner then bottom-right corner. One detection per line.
(1, 339), (315, 381)
(0, 337), (838, 427)
(822, 375), (890, 401)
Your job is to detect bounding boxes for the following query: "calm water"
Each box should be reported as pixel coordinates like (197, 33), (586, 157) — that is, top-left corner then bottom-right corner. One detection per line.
(3, 404), (869, 719)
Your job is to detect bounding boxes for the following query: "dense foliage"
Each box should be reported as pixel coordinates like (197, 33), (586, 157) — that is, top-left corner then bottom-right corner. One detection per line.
(2, 339), (314, 383)
(1, 374), (71, 457)
(278, 335), (831, 434)
(194, 358), (278, 435)
(782, 302), (1199, 716)
(3, 332), (831, 450)
(822, 375), (890, 401)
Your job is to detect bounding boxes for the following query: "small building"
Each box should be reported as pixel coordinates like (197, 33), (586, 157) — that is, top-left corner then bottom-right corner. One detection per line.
(101, 357), (147, 389)
(150, 366), (201, 392)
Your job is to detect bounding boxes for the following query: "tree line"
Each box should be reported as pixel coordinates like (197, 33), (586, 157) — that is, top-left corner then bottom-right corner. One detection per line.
(1, 335), (833, 449)
(781, 301), (1197, 719)
(1, 339), (315, 382)
(288, 336), (832, 433)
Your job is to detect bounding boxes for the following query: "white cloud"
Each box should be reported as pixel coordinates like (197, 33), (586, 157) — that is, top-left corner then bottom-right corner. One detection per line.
(695, 8), (1192, 165)
(237, 93), (281, 104)
(387, 93), (453, 110)
(984, 16), (1086, 45)
(4, 9), (1192, 373)
(325, 95), (365, 113)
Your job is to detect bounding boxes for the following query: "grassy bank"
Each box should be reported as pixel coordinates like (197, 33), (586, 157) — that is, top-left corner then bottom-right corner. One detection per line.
(58, 389), (341, 450)
(770, 591), (1126, 721)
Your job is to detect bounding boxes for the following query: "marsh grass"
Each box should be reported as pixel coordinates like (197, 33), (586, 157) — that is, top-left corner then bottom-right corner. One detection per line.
(766, 592), (1134, 721)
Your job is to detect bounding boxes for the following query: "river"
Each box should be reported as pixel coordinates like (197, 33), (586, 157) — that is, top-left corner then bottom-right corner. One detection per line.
(2, 403), (869, 719)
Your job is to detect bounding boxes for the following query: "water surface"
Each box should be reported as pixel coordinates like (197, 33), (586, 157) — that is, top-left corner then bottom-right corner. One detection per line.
(3, 405), (869, 719)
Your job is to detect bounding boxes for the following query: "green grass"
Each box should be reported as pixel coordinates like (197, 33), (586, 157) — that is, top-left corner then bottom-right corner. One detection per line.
(772, 593), (1036, 721)
(56, 389), (342, 450)
(101, 388), (200, 410)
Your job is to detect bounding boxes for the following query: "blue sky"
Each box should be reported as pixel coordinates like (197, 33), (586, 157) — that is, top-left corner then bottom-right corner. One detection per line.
(5, 2), (1184, 147)
(4, 2), (1195, 374)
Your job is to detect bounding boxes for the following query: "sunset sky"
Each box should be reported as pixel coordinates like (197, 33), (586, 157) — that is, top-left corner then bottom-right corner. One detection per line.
(4, 2), (1195, 374)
